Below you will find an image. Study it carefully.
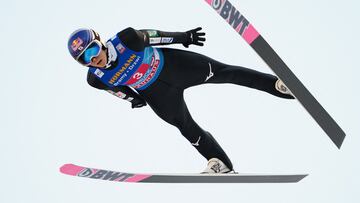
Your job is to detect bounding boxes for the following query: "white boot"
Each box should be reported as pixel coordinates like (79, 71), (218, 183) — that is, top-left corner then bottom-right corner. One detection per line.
(275, 79), (293, 96)
(201, 158), (233, 174)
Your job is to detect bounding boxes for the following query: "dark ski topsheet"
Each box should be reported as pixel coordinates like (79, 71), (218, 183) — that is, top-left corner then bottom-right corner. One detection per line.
(250, 36), (346, 148)
(60, 164), (307, 183)
(204, 0), (345, 148)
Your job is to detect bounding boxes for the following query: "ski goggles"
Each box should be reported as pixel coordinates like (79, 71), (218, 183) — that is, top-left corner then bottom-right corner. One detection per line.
(77, 40), (102, 66)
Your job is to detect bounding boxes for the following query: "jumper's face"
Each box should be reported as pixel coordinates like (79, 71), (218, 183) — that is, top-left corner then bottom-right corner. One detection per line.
(88, 48), (107, 68)
(77, 40), (108, 68)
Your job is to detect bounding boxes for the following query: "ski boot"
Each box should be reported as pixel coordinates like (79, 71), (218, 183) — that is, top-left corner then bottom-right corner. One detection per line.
(275, 79), (293, 97)
(201, 158), (235, 174)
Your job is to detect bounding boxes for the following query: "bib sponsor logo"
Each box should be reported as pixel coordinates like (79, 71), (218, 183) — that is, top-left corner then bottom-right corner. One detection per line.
(116, 43), (126, 54)
(125, 64), (149, 85)
(132, 58), (160, 89)
(109, 54), (139, 85)
(94, 69), (104, 78)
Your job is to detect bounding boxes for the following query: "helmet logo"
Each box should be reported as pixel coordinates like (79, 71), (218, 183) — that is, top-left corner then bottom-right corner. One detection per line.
(71, 37), (84, 51)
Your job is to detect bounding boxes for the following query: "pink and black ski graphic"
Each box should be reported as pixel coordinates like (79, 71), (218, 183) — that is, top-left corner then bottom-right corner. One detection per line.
(204, 0), (345, 148)
(60, 164), (307, 183)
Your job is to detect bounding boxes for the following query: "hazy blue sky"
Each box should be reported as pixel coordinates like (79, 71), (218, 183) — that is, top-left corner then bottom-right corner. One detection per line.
(0, 0), (359, 202)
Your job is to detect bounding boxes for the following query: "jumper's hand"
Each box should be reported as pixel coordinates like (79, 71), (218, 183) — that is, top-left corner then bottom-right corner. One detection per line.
(183, 27), (206, 48)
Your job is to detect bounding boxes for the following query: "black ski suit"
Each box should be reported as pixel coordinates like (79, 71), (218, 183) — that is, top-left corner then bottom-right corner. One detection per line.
(87, 27), (294, 170)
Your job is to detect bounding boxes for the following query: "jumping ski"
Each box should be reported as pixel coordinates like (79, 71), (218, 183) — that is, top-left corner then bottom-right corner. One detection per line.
(60, 164), (307, 183)
(204, 0), (346, 148)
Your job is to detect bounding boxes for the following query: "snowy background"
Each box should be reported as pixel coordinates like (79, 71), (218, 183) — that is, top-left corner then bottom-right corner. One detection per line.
(1, 0), (359, 202)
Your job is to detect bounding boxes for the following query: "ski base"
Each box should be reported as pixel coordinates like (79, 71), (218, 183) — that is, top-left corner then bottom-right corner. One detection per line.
(60, 164), (307, 183)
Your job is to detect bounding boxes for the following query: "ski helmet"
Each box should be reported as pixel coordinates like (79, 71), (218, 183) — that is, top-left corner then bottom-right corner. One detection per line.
(67, 28), (101, 65)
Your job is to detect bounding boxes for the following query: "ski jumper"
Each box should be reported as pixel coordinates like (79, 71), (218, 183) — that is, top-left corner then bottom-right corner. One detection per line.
(87, 27), (294, 170)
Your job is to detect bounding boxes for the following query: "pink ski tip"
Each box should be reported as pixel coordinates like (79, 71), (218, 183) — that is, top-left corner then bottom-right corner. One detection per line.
(60, 163), (84, 176)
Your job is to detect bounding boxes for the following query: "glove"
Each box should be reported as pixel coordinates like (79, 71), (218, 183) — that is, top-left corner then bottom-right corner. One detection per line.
(182, 27), (206, 48)
(131, 98), (147, 109)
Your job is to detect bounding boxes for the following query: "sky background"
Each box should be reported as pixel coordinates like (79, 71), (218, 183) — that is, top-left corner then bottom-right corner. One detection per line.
(0, 0), (359, 202)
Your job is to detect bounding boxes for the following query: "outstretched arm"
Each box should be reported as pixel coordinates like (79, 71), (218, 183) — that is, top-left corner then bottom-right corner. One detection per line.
(118, 27), (206, 51)
(139, 27), (206, 47)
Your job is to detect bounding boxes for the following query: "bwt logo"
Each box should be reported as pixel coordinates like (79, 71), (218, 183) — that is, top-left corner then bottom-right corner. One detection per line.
(78, 168), (135, 182)
(211, 0), (250, 35)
